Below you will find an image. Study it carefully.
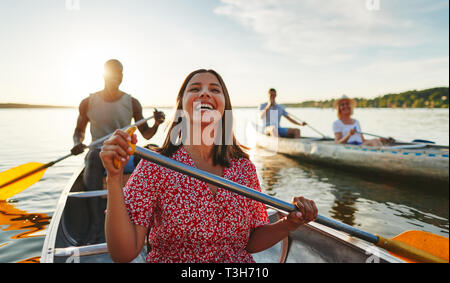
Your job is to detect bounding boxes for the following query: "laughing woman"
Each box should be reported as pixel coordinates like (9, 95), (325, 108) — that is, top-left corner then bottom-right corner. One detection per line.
(100, 69), (318, 263)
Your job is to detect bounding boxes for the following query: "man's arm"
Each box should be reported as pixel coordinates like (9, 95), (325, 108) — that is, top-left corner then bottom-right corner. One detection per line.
(285, 114), (306, 127)
(259, 103), (272, 119)
(334, 129), (356, 144)
(132, 98), (165, 140)
(71, 98), (89, 155)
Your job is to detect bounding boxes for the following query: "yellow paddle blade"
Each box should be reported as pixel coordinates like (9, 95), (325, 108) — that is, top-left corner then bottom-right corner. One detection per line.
(390, 230), (449, 263)
(0, 163), (47, 201)
(377, 230), (449, 263)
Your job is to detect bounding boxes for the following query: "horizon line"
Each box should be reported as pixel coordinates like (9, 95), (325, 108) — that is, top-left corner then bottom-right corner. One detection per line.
(1, 85), (448, 109)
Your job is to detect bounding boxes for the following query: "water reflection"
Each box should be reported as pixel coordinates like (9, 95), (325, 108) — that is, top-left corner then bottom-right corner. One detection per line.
(17, 256), (41, 263)
(329, 189), (357, 226)
(0, 201), (51, 241)
(255, 149), (358, 226)
(252, 148), (449, 237)
(295, 158), (448, 234)
(258, 158), (283, 194)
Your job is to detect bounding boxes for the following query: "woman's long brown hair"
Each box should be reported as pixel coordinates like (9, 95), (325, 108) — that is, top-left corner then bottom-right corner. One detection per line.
(156, 69), (249, 167)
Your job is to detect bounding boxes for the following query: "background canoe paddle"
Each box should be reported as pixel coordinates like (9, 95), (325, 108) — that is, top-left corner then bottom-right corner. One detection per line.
(0, 115), (154, 201)
(286, 112), (330, 139)
(358, 131), (436, 145)
(129, 144), (448, 263)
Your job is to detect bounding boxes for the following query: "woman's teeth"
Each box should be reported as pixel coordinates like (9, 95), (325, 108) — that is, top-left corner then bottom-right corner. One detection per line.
(196, 103), (214, 110)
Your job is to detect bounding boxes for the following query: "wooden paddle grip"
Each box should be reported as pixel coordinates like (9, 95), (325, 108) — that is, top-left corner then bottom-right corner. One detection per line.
(113, 127), (137, 169)
(376, 235), (448, 263)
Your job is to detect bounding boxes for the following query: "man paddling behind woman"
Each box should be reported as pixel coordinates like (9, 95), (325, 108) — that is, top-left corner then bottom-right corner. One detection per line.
(100, 69), (318, 263)
(70, 59), (166, 244)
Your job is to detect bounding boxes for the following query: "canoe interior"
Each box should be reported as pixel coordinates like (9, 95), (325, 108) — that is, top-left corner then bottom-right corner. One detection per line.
(59, 171), (97, 247)
(52, 170), (147, 263)
(47, 169), (400, 263)
(54, 172), (105, 263)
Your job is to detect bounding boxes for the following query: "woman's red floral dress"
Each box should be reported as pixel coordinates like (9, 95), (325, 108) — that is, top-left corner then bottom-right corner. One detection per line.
(123, 147), (269, 263)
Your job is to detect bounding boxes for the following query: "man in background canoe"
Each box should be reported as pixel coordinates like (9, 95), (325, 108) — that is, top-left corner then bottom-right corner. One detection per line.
(70, 59), (165, 244)
(259, 88), (307, 138)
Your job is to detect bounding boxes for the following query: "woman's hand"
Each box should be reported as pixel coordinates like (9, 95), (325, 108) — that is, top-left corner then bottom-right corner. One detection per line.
(284, 196), (318, 231)
(100, 129), (138, 178)
(380, 137), (395, 144)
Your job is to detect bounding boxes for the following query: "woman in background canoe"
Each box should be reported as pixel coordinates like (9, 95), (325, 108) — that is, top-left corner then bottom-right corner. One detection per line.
(333, 95), (393, 146)
(100, 69), (318, 263)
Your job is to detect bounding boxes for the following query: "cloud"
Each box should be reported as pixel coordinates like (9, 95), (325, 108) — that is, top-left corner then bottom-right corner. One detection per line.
(214, 0), (439, 66)
(354, 56), (449, 94)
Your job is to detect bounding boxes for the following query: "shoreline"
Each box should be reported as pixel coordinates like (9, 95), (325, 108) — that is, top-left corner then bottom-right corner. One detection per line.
(0, 103), (75, 109)
(2, 87), (447, 109)
(1, 103), (448, 109)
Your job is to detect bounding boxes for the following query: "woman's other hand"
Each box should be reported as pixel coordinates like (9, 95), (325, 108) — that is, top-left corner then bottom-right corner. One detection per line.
(284, 196), (318, 231)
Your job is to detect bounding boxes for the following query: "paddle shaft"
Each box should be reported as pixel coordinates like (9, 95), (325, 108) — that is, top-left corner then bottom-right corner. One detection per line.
(0, 116), (154, 190)
(89, 115), (154, 148)
(357, 131), (434, 146)
(134, 146), (291, 212)
(133, 146), (377, 242)
(286, 112), (329, 139)
(133, 145), (447, 263)
(358, 131), (388, 140)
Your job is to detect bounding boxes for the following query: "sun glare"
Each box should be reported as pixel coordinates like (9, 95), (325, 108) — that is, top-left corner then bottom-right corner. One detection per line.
(62, 51), (110, 106)
(61, 48), (151, 106)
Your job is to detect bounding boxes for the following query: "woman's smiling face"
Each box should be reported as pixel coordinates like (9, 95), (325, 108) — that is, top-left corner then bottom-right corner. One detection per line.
(182, 72), (226, 127)
(338, 100), (353, 117)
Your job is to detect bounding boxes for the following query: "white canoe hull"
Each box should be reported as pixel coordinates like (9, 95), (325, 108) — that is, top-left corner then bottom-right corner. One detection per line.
(254, 131), (449, 185)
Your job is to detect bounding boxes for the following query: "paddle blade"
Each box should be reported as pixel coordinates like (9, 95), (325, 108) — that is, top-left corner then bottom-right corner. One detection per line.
(391, 230), (449, 263)
(0, 163), (47, 201)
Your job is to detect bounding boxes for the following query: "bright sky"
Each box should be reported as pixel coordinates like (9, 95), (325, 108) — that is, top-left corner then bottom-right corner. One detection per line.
(0, 0), (448, 107)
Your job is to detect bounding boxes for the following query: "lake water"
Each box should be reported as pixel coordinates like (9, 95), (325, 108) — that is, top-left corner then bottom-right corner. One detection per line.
(0, 107), (448, 263)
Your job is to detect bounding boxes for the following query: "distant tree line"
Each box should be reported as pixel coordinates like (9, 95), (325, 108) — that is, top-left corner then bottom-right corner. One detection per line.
(0, 103), (73, 109)
(286, 87), (449, 108)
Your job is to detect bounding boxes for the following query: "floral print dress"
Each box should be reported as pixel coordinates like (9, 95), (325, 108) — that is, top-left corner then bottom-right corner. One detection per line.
(123, 146), (269, 263)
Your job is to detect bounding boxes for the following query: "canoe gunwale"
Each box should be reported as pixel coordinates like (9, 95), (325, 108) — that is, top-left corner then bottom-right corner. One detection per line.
(54, 243), (108, 258)
(270, 209), (403, 263)
(301, 219), (402, 263)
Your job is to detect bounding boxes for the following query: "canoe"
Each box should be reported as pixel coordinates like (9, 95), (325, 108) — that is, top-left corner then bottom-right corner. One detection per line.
(40, 166), (145, 263)
(251, 125), (449, 185)
(41, 166), (403, 263)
